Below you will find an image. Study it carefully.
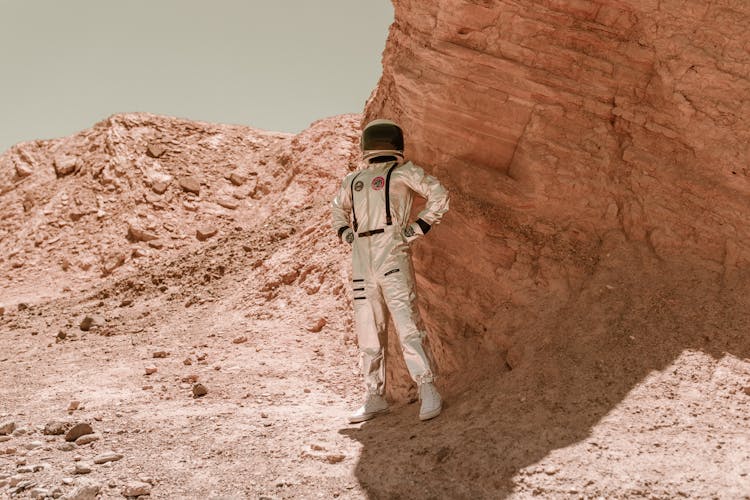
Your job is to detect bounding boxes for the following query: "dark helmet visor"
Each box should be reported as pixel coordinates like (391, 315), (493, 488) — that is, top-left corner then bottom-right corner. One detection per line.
(361, 122), (404, 152)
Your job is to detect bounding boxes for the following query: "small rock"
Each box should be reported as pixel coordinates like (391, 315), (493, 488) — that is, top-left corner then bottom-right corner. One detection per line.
(121, 480), (152, 497)
(144, 366), (158, 375)
(9, 475), (25, 486)
(260, 412), (269, 419)
(325, 454), (346, 464)
(58, 443), (75, 451)
(24, 441), (43, 450)
(65, 423), (93, 442)
(217, 198), (239, 210)
(75, 434), (100, 446)
(147, 239), (165, 249)
(44, 420), (71, 436)
(151, 180), (170, 194)
(51, 486), (64, 498)
(17, 302), (29, 311)
(178, 176), (201, 195)
(30, 487), (50, 498)
(17, 465), (34, 473)
(145, 192), (162, 206)
(11, 427), (26, 436)
(57, 330), (67, 341)
(136, 475), (156, 486)
(281, 270), (299, 285)
(92, 452), (123, 465)
(62, 477), (75, 484)
(192, 383), (208, 398)
(196, 226), (218, 241)
(152, 351), (169, 358)
(183, 358), (192, 366)
(181, 374), (198, 383)
(146, 144), (166, 158)
(307, 318), (327, 333)
(127, 221), (159, 242)
(232, 336), (247, 344)
(54, 155), (78, 176)
(14, 160), (33, 178)
(229, 171), (246, 186)
(132, 248), (149, 258)
(196, 353), (208, 361)
(0, 435), (11, 442)
(74, 463), (92, 474)
(742, 386), (750, 396)
(0, 420), (16, 435)
(101, 253), (126, 276)
(79, 317), (94, 331)
(0, 305), (4, 315)
(68, 400), (80, 411)
(60, 478), (101, 500)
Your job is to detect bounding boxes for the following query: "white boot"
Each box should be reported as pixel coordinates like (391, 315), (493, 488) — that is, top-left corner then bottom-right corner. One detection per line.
(348, 393), (389, 423)
(418, 382), (442, 421)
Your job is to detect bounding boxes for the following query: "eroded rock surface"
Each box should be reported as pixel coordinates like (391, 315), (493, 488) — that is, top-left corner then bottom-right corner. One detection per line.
(366, 0), (750, 400)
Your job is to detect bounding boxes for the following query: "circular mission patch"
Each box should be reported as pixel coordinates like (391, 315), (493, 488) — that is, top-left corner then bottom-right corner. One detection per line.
(354, 180), (364, 192)
(371, 176), (385, 190)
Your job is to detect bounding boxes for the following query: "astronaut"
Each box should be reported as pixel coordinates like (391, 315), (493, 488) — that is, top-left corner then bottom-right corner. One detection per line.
(331, 119), (449, 422)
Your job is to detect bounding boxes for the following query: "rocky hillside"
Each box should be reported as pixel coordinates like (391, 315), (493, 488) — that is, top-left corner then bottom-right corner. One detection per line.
(0, 112), (361, 307)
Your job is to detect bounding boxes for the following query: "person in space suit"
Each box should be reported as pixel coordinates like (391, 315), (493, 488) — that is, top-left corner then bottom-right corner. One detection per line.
(331, 119), (449, 422)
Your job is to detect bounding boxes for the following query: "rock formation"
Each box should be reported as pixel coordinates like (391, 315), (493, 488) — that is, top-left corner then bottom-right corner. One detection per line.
(366, 0), (750, 399)
(0, 112), (360, 305)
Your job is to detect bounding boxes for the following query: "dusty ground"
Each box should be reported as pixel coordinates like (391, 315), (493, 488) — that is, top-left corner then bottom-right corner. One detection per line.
(1, 113), (750, 499)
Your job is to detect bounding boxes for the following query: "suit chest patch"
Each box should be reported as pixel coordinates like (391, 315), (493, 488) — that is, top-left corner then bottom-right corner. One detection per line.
(371, 176), (385, 190)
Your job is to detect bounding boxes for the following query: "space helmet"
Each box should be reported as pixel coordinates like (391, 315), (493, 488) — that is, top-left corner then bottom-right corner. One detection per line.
(361, 119), (404, 163)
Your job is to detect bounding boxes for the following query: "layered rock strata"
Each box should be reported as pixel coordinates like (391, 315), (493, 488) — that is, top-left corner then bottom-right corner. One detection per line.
(366, 0), (750, 398)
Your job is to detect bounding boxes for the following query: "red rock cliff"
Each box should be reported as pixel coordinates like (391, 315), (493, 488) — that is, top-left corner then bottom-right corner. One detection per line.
(366, 0), (750, 398)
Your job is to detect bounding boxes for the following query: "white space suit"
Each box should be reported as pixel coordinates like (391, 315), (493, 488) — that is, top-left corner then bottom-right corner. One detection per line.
(331, 121), (449, 422)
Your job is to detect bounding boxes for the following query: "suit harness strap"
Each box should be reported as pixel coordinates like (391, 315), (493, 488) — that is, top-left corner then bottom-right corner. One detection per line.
(385, 162), (399, 225)
(350, 162), (400, 233)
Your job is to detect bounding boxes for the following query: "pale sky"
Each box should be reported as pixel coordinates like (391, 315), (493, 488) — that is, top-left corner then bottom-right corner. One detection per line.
(0, 1), (393, 153)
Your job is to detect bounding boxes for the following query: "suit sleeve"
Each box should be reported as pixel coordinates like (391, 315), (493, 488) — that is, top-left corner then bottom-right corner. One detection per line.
(331, 173), (353, 238)
(401, 164), (449, 233)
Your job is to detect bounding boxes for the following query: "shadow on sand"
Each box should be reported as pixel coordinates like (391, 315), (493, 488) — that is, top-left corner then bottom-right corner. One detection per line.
(340, 245), (750, 498)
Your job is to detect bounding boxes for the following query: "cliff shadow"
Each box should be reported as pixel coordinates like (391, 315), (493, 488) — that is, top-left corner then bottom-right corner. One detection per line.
(339, 240), (750, 498)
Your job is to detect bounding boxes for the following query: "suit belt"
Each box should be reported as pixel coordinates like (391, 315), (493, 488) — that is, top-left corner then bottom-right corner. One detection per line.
(358, 229), (385, 238)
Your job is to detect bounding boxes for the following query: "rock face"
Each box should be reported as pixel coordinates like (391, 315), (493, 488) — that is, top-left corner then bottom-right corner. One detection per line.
(367, 0), (750, 399)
